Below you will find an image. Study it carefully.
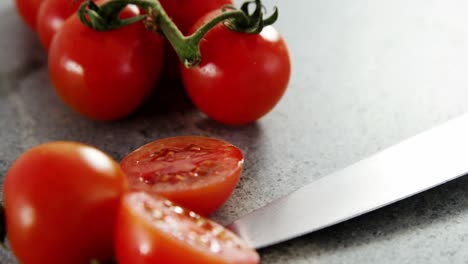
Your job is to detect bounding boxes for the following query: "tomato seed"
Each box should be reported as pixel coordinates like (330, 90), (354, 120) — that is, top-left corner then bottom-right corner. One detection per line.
(186, 144), (201, 151)
(173, 206), (184, 214)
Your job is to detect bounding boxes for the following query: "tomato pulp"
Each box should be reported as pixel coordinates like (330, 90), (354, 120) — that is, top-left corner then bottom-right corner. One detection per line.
(115, 192), (260, 264)
(3, 142), (128, 264)
(120, 136), (243, 215)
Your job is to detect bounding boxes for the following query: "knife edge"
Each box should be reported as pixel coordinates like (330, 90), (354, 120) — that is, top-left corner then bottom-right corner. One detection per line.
(227, 114), (468, 249)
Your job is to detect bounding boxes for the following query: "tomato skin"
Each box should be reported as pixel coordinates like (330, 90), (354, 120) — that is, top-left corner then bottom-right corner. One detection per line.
(180, 11), (291, 125)
(115, 192), (260, 264)
(120, 136), (243, 215)
(15, 0), (43, 31)
(3, 142), (128, 264)
(37, 0), (83, 50)
(48, 4), (163, 121)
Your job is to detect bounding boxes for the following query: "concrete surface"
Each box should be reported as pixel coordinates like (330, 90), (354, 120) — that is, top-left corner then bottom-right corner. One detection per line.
(1, 0), (468, 263)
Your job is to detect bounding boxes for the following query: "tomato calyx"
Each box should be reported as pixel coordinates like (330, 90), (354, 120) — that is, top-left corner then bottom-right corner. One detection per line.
(77, 0), (278, 68)
(78, 0), (146, 31)
(223, 0), (278, 34)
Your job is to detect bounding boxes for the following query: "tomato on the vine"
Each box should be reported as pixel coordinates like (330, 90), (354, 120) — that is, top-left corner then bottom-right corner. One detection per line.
(180, 10), (291, 125)
(48, 2), (164, 120)
(3, 142), (129, 264)
(120, 136), (243, 215)
(37, 0), (83, 50)
(15, 0), (42, 31)
(158, 0), (233, 79)
(115, 192), (260, 264)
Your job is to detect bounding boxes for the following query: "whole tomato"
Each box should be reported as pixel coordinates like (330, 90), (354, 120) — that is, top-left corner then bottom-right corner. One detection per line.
(37, 0), (83, 50)
(180, 10), (291, 125)
(3, 142), (128, 264)
(120, 136), (244, 215)
(15, 0), (43, 30)
(48, 3), (163, 120)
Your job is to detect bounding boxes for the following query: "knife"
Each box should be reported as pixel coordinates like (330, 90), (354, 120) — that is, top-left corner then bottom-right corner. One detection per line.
(227, 114), (468, 249)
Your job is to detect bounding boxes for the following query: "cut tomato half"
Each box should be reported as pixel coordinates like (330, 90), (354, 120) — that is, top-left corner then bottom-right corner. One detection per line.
(115, 192), (260, 264)
(120, 136), (244, 215)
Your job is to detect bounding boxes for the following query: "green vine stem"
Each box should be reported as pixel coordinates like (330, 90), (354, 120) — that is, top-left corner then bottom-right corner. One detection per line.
(78, 0), (278, 68)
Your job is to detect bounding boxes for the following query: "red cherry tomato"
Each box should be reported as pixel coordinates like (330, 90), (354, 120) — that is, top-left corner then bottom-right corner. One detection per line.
(120, 136), (243, 215)
(48, 3), (163, 120)
(15, 0), (42, 31)
(37, 0), (83, 50)
(3, 142), (128, 264)
(180, 10), (291, 125)
(115, 192), (260, 264)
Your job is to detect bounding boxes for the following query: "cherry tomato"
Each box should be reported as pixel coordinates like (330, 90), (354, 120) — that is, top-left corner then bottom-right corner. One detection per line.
(15, 0), (43, 31)
(180, 10), (291, 125)
(120, 136), (243, 215)
(115, 192), (260, 264)
(3, 142), (128, 264)
(48, 3), (163, 121)
(37, 0), (83, 50)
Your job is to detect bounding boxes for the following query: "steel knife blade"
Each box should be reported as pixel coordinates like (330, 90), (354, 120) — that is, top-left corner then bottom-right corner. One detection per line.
(227, 114), (468, 249)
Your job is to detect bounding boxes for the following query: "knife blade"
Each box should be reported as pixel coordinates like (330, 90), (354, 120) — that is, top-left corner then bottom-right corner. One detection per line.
(227, 114), (468, 249)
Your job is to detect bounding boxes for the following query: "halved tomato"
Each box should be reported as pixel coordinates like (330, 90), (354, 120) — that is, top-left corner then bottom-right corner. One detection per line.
(115, 192), (260, 264)
(120, 136), (243, 215)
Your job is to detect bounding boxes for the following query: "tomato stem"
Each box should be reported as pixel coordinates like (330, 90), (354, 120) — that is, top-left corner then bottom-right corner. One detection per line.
(78, 0), (278, 67)
(156, 9), (248, 68)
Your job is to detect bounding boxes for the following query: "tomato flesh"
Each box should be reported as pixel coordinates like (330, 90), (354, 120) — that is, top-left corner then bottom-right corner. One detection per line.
(3, 142), (128, 264)
(120, 136), (243, 215)
(115, 192), (260, 264)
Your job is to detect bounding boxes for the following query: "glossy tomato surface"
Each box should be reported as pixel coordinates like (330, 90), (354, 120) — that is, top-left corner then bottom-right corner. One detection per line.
(120, 136), (243, 215)
(15, 0), (42, 30)
(37, 0), (83, 50)
(115, 192), (260, 264)
(180, 11), (291, 125)
(3, 142), (128, 264)
(48, 4), (163, 120)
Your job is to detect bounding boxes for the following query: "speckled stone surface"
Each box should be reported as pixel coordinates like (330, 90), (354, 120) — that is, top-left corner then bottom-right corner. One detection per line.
(1, 0), (468, 263)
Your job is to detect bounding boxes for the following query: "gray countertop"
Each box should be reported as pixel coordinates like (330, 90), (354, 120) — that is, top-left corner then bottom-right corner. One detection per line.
(1, 0), (468, 263)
